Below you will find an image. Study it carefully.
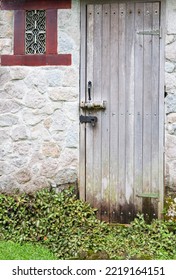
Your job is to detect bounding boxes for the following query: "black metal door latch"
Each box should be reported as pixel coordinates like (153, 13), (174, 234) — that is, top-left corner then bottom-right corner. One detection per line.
(80, 115), (98, 127)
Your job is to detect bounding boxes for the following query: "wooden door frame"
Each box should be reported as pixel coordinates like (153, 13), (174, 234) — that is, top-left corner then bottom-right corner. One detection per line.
(79, 0), (166, 219)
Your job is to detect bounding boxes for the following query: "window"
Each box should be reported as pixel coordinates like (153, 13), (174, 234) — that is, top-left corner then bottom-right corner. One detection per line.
(25, 10), (46, 55)
(0, 0), (71, 66)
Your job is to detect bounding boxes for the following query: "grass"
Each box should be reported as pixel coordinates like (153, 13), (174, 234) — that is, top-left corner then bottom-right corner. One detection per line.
(0, 240), (56, 260)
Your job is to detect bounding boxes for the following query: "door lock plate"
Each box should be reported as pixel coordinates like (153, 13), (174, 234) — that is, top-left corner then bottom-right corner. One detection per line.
(80, 115), (98, 126)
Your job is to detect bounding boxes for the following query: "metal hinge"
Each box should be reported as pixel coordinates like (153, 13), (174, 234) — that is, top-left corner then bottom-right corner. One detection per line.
(137, 27), (162, 38)
(136, 193), (159, 199)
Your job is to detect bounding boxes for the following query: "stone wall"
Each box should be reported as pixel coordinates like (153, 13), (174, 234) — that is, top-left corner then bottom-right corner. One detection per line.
(0, 0), (80, 193)
(165, 0), (176, 194)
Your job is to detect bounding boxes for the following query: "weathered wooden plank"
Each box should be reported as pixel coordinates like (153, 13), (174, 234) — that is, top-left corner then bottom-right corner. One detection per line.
(92, 4), (103, 220)
(151, 2), (160, 218)
(118, 3), (126, 222)
(79, 0), (87, 201)
(125, 2), (135, 222)
(86, 4), (94, 205)
(109, 3), (119, 223)
(158, 0), (165, 219)
(101, 4), (110, 222)
(142, 3), (153, 219)
(134, 2), (144, 215)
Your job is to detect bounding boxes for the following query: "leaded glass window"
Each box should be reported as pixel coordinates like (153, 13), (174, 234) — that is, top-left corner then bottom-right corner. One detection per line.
(25, 10), (46, 54)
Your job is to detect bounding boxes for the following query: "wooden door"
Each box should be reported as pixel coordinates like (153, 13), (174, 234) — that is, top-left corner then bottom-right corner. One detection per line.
(80, 1), (164, 223)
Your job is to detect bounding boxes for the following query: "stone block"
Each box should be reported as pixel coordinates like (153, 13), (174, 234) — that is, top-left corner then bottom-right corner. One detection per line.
(0, 175), (19, 193)
(0, 114), (18, 127)
(165, 40), (176, 61)
(167, 113), (176, 123)
(65, 126), (78, 148)
(10, 67), (30, 80)
(51, 130), (66, 144)
(50, 109), (68, 131)
(0, 161), (15, 176)
(42, 141), (61, 158)
(0, 38), (13, 54)
(166, 35), (176, 45)
(0, 129), (9, 143)
(0, 100), (21, 114)
(41, 158), (59, 178)
(0, 142), (13, 157)
(166, 134), (176, 159)
(63, 102), (79, 121)
(0, 10), (13, 41)
(166, 0), (176, 34)
(43, 117), (53, 129)
(31, 123), (51, 141)
(165, 73), (176, 94)
(62, 68), (78, 87)
(11, 126), (28, 141)
(58, 31), (75, 53)
(13, 142), (32, 156)
(11, 157), (29, 168)
(165, 161), (176, 192)
(0, 11), (14, 26)
(0, 67), (11, 89)
(55, 168), (77, 185)
(22, 109), (44, 126)
(167, 123), (176, 135)
(48, 87), (77, 101)
(4, 81), (27, 99)
(46, 69), (64, 87)
(24, 90), (46, 109)
(31, 163), (41, 176)
(58, 10), (72, 29)
(24, 70), (48, 94)
(57, 148), (78, 168)
(58, 3), (80, 46)
(24, 177), (50, 193)
(15, 168), (31, 184)
(34, 105), (55, 116)
(165, 94), (176, 114)
(165, 61), (175, 73)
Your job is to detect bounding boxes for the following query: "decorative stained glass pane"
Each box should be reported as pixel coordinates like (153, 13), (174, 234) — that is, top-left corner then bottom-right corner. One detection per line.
(25, 10), (46, 54)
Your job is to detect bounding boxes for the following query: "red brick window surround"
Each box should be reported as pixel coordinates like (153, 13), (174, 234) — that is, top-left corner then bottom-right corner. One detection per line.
(0, 0), (72, 66)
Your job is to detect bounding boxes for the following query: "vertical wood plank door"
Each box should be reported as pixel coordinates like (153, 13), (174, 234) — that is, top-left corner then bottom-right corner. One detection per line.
(80, 1), (164, 223)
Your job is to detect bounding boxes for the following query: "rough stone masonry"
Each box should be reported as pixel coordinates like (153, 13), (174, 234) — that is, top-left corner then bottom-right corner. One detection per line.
(165, 0), (176, 194)
(0, 0), (80, 192)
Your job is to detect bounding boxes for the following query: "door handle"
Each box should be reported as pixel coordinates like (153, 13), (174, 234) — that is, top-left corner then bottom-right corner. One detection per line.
(88, 81), (92, 101)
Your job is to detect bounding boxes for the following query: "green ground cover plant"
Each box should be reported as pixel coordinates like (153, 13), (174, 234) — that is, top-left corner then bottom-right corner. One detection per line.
(0, 187), (176, 260)
(0, 240), (56, 260)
